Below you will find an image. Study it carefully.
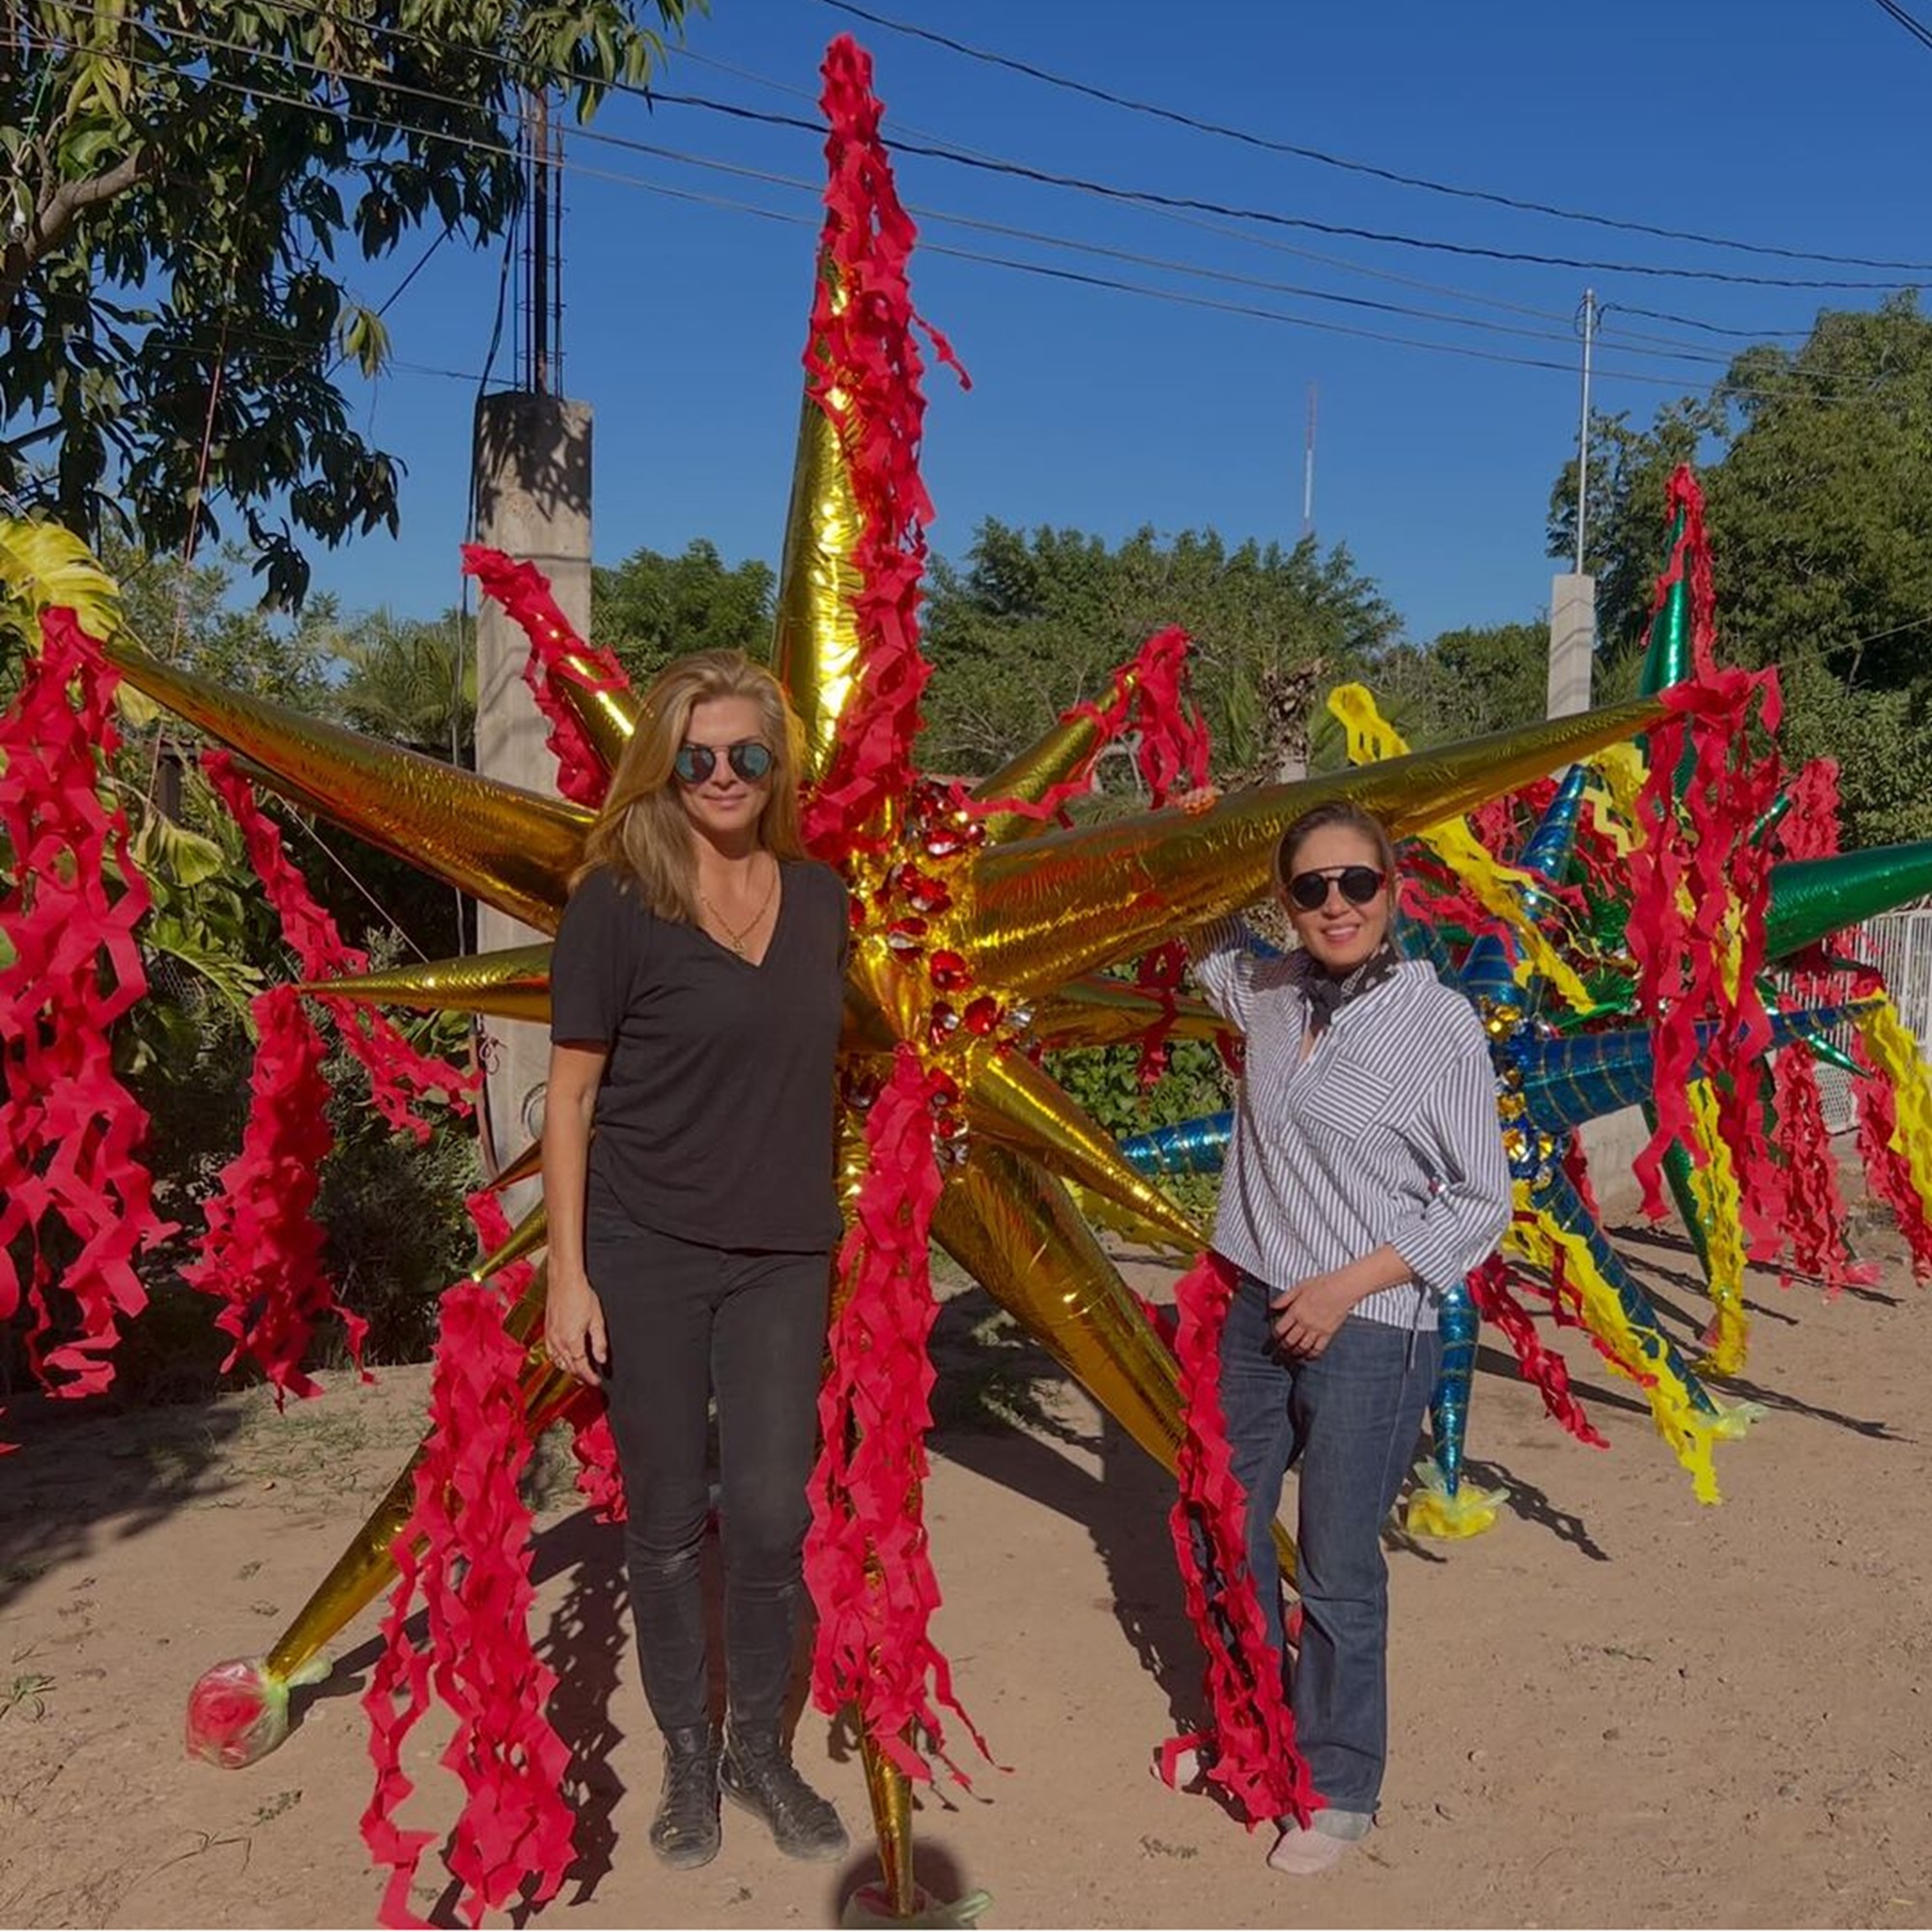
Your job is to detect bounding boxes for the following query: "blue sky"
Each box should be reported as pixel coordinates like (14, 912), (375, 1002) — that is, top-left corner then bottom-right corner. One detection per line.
(308, 0), (1932, 645)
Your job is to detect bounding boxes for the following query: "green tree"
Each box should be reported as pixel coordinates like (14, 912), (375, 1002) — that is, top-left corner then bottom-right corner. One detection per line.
(336, 607), (474, 760)
(1381, 620), (1552, 744)
(921, 520), (1401, 786)
(2, 0), (694, 608)
(1546, 295), (1932, 845)
(591, 536), (775, 689)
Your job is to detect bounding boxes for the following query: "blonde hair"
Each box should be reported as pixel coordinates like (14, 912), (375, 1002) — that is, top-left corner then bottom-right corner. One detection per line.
(576, 650), (808, 923)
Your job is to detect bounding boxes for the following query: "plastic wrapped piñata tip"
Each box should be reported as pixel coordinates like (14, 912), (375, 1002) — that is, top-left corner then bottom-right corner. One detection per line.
(185, 1655), (327, 1769)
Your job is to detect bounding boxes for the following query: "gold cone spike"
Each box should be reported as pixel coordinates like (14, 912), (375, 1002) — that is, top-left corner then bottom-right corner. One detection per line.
(859, 1732), (918, 1919)
(264, 1209), (565, 1682)
(550, 660), (641, 777)
(969, 697), (1665, 997)
(1028, 975), (1225, 1051)
(964, 1047), (1203, 1253)
(102, 637), (592, 932)
(305, 944), (555, 1025)
(932, 1144), (1295, 1579)
(967, 675), (1142, 847)
(772, 373), (866, 775)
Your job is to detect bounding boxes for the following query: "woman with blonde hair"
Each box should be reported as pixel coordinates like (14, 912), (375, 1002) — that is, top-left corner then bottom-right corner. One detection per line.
(543, 650), (850, 1871)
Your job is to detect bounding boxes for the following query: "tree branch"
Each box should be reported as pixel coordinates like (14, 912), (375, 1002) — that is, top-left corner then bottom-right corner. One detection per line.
(0, 147), (155, 314)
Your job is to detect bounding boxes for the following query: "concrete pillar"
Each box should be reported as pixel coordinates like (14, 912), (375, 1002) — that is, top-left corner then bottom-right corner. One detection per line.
(1547, 572), (1597, 719)
(471, 391), (593, 1202)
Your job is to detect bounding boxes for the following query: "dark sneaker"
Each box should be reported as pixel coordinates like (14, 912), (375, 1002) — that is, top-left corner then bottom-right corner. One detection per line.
(648, 1723), (722, 1869)
(719, 1722), (850, 1861)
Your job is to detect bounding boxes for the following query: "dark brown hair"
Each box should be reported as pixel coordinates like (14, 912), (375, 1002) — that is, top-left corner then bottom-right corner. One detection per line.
(1273, 799), (1399, 893)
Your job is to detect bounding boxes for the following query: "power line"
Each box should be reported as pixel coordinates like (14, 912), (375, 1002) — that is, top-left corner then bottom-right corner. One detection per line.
(644, 87), (1932, 295)
(7, 21), (1913, 416)
(822, 0), (1932, 277)
(32, 0), (1929, 301)
(1868, 0), (1932, 53)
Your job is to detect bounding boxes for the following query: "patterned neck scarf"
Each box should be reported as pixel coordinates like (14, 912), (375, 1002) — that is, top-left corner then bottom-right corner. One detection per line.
(1297, 940), (1401, 1037)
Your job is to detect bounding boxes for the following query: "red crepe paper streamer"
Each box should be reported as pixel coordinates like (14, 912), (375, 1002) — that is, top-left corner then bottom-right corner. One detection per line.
(1847, 970), (1932, 1283)
(0, 608), (174, 1403)
(466, 1186), (629, 1520)
(1776, 763), (1923, 1276)
(805, 1045), (986, 1783)
(183, 983), (364, 1402)
(1465, 1255), (1605, 1448)
(798, 36), (967, 866)
(964, 624), (1210, 834)
(202, 752), (475, 1145)
(1165, 1250), (1316, 1829)
(361, 1272), (576, 1929)
(1561, 1137), (1604, 1227)
(461, 545), (628, 810)
(1770, 1039), (1861, 1296)
(1626, 469), (1783, 1260)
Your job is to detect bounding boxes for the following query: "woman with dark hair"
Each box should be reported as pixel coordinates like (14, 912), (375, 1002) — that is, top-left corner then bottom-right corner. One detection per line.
(1189, 798), (1510, 1875)
(542, 650), (850, 1872)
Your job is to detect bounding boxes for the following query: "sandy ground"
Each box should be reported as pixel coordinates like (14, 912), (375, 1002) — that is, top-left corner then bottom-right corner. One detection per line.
(3, 1190), (1930, 1932)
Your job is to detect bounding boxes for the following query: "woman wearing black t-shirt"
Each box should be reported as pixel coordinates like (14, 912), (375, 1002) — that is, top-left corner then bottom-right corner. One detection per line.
(543, 650), (850, 1873)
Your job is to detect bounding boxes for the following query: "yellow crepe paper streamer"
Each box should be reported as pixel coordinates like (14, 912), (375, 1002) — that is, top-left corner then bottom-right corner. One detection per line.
(1588, 742), (1648, 846)
(1853, 995), (1932, 1220)
(1404, 1458), (1509, 1540)
(1326, 684), (1593, 1013)
(1686, 1078), (1750, 1377)
(1503, 1182), (1738, 1504)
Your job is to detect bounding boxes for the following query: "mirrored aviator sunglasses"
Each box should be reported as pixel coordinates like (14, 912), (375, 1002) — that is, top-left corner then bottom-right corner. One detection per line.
(1287, 864), (1386, 912)
(673, 739), (776, 785)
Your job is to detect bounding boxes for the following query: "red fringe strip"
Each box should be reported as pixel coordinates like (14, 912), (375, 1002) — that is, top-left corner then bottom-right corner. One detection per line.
(202, 752), (475, 1144)
(1626, 470), (1782, 1259)
(965, 625), (1209, 833)
(463, 1187), (628, 1520)
(798, 35), (966, 866)
(0, 609), (173, 1402)
(1770, 1040), (1861, 1296)
(1849, 990), (1932, 1282)
(1166, 1251), (1315, 1829)
(182, 984), (362, 1401)
(804, 1045), (984, 1783)
(1780, 762), (1932, 1274)
(1562, 1138), (1603, 1226)
(461, 545), (628, 810)
(361, 1272), (575, 1929)
(1465, 1255), (1606, 1448)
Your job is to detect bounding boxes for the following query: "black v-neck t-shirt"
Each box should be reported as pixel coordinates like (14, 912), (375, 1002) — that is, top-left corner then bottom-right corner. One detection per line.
(550, 859), (848, 1252)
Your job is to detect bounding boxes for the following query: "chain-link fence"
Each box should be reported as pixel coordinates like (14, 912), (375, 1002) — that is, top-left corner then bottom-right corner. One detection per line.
(1805, 909), (1932, 1133)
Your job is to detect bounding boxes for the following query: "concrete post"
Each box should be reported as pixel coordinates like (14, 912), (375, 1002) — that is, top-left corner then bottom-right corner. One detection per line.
(1548, 572), (1597, 719)
(471, 391), (593, 1202)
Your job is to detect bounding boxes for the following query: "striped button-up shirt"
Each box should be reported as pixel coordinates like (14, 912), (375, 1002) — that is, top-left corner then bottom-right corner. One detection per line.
(1191, 920), (1512, 1331)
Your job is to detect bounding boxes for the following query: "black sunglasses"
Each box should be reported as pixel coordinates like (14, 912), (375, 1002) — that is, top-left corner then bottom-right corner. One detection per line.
(1286, 865), (1386, 912)
(673, 739), (775, 785)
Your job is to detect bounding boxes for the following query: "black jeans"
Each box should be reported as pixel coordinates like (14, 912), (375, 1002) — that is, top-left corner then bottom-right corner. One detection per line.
(586, 1223), (832, 1735)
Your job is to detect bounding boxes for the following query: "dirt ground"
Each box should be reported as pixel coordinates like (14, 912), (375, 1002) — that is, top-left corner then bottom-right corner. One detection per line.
(3, 1194), (1930, 1932)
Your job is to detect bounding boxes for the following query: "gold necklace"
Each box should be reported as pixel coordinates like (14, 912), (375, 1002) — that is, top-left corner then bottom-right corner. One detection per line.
(699, 858), (779, 957)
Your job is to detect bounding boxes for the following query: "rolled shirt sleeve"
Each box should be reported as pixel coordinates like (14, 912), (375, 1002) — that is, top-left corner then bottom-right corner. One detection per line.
(1186, 916), (1264, 1033)
(1383, 1009), (1513, 1292)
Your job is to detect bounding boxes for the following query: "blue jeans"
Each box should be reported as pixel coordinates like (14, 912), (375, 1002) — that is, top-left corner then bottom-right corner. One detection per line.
(1219, 1270), (1442, 1817)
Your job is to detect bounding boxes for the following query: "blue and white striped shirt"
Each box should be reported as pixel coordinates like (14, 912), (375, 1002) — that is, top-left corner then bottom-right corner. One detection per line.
(1190, 920), (1512, 1330)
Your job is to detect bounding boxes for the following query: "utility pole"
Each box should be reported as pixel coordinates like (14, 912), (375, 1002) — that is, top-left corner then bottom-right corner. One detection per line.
(1573, 289), (1596, 572)
(1547, 290), (1598, 718)
(1301, 382), (1317, 540)
(470, 90), (592, 1203)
